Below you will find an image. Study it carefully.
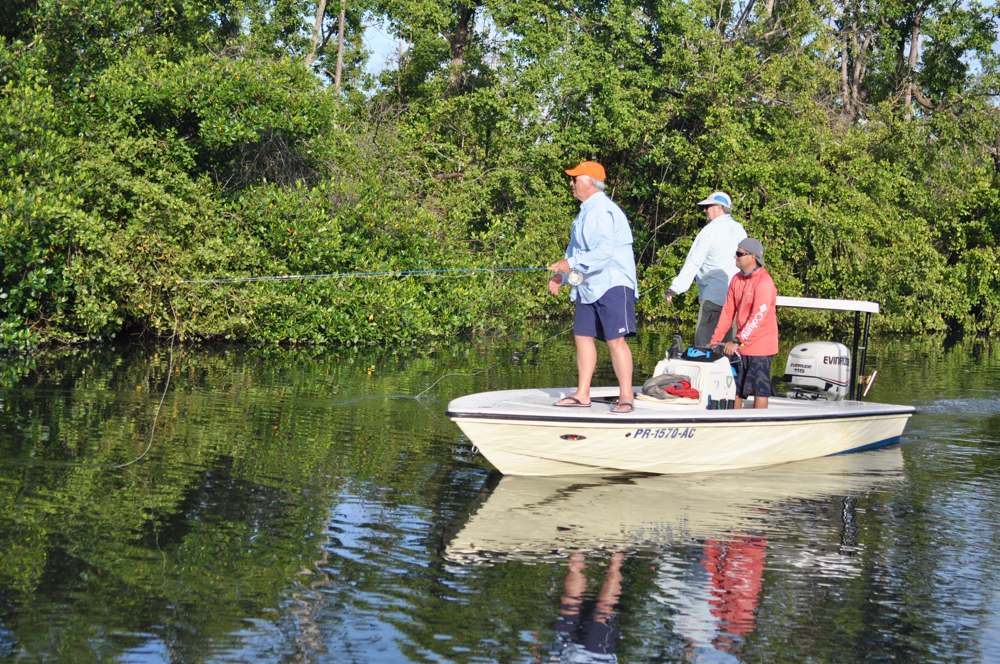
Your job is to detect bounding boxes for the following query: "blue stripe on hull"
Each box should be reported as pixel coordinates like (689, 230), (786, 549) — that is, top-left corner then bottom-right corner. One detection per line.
(831, 436), (902, 456)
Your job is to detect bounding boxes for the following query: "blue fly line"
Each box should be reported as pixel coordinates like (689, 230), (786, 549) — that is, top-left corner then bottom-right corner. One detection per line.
(181, 265), (548, 285)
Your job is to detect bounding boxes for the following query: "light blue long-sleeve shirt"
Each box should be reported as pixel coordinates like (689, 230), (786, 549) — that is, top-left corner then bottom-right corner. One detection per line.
(564, 191), (639, 304)
(668, 213), (747, 306)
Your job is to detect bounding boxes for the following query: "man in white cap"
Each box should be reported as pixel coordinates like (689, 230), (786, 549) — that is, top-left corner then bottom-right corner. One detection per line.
(665, 191), (746, 347)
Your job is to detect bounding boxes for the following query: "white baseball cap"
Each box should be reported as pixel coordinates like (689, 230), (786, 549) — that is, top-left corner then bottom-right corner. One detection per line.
(697, 191), (732, 210)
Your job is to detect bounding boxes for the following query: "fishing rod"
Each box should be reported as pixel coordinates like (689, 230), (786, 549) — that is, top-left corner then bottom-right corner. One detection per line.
(181, 266), (550, 285)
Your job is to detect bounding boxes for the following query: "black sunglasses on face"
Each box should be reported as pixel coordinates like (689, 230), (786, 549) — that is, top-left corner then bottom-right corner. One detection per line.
(735, 251), (751, 257)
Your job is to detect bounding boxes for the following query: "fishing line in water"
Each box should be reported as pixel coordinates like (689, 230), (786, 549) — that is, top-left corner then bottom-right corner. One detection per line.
(0, 263), (669, 472)
(411, 322), (576, 401)
(106, 265), (566, 467)
(114, 319), (177, 469)
(113, 263), (672, 467)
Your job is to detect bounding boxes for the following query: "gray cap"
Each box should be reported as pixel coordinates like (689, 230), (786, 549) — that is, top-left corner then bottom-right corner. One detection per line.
(739, 238), (765, 266)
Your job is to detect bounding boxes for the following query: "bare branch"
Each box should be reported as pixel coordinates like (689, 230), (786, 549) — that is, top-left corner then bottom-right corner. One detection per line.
(733, 0), (757, 36)
(306, 0), (328, 66)
(912, 82), (936, 110)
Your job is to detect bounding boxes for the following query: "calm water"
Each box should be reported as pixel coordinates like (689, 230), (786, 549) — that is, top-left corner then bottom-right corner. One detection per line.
(0, 329), (998, 663)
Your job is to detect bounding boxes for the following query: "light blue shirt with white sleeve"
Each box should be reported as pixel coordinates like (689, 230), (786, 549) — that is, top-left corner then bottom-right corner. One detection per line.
(564, 191), (639, 304)
(668, 213), (746, 306)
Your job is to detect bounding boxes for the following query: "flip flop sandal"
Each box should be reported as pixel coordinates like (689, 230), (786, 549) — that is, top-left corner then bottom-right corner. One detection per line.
(610, 401), (634, 414)
(553, 396), (592, 408)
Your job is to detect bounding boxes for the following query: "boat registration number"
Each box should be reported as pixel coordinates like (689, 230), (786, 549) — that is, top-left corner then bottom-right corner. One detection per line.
(629, 427), (695, 439)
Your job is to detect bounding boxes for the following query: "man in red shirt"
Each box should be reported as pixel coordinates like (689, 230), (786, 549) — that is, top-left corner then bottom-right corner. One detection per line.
(710, 238), (778, 409)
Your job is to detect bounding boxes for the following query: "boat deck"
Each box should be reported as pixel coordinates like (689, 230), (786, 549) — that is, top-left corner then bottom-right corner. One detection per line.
(447, 386), (915, 424)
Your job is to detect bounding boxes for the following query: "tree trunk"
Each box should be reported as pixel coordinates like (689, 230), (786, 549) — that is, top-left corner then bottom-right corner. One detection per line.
(334, 0), (346, 94)
(840, 35), (853, 120)
(306, 0), (328, 66)
(903, 9), (923, 119)
(836, 0), (876, 123)
(993, 131), (1000, 175)
(447, 3), (475, 93)
(851, 31), (873, 113)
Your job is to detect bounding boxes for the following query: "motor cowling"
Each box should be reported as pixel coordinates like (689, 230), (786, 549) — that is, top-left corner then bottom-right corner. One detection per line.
(783, 341), (850, 400)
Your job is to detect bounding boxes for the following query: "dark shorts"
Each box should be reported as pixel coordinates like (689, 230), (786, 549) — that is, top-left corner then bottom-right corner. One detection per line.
(695, 299), (734, 347)
(555, 603), (620, 656)
(735, 355), (774, 398)
(574, 286), (637, 341)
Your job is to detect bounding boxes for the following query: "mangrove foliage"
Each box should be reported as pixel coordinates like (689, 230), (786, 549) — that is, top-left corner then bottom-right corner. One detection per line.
(1, 0), (998, 349)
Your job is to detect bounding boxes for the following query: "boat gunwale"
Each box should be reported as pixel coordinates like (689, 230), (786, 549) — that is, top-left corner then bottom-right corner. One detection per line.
(446, 406), (915, 425)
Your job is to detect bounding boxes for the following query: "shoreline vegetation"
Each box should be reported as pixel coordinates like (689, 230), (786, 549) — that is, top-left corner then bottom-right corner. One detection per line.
(2, 0), (998, 352)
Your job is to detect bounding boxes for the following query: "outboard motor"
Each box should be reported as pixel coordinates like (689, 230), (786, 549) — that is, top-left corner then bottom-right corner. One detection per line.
(783, 341), (850, 400)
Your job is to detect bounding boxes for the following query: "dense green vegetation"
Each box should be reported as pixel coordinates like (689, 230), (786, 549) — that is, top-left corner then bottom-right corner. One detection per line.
(2, 0), (998, 350)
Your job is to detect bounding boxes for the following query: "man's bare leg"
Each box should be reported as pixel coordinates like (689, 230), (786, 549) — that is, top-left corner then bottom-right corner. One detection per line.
(594, 551), (624, 623)
(735, 396), (769, 409)
(573, 335), (597, 403)
(560, 552), (587, 617)
(606, 336), (634, 404)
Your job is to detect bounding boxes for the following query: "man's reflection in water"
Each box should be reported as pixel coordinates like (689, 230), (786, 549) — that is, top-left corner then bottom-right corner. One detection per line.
(541, 538), (765, 661)
(702, 537), (767, 651)
(654, 536), (767, 660)
(549, 551), (624, 663)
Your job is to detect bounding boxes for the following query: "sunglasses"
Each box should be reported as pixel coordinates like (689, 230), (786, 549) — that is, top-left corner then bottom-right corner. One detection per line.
(735, 251), (752, 257)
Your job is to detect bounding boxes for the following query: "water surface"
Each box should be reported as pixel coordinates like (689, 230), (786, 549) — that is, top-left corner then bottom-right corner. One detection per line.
(0, 330), (998, 662)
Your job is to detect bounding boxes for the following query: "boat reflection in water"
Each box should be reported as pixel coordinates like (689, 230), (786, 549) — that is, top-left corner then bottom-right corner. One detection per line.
(447, 447), (904, 660)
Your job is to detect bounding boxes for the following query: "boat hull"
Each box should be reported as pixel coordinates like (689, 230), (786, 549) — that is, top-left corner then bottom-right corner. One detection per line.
(447, 387), (914, 476)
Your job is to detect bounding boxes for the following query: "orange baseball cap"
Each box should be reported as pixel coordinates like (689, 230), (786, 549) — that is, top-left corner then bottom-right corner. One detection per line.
(564, 160), (606, 181)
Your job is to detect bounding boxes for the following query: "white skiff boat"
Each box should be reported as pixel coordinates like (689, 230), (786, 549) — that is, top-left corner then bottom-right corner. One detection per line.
(447, 297), (915, 476)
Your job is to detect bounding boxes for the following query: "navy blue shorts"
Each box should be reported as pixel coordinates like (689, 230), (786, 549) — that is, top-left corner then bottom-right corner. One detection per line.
(574, 286), (636, 341)
(735, 355), (774, 398)
(555, 605), (619, 656)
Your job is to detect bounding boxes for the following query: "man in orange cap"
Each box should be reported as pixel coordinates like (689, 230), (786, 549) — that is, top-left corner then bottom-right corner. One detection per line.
(547, 160), (639, 413)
